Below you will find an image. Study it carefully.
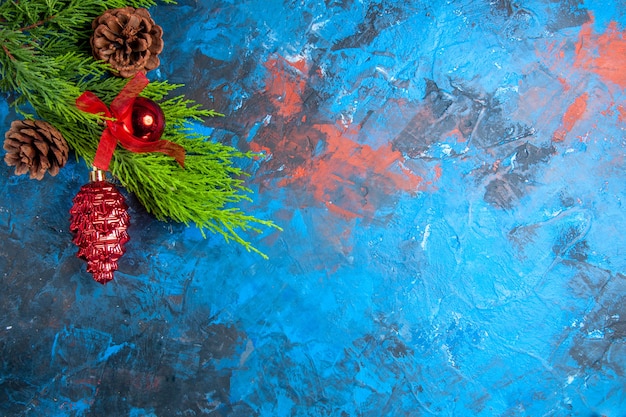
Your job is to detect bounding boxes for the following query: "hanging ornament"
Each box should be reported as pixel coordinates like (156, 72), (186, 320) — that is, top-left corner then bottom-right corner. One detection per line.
(129, 97), (165, 142)
(69, 169), (130, 284)
(76, 72), (184, 171)
(69, 72), (186, 284)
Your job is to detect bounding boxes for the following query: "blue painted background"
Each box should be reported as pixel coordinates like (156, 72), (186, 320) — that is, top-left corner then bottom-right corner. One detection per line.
(2, 0), (626, 415)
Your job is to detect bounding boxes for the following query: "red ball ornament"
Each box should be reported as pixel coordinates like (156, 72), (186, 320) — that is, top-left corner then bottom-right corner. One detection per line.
(130, 97), (165, 142)
(69, 169), (130, 284)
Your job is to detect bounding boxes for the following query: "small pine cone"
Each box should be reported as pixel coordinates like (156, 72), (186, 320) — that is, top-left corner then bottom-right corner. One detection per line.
(3, 119), (69, 180)
(91, 7), (164, 78)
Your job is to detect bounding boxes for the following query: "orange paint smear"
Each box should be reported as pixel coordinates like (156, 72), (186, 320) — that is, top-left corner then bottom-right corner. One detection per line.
(574, 19), (626, 88)
(618, 105), (626, 123)
(557, 76), (570, 92)
(264, 57), (307, 117)
(433, 164), (443, 182)
(280, 124), (423, 219)
(552, 93), (588, 142)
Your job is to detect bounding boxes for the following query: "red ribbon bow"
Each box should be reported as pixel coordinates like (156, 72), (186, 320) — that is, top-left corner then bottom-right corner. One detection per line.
(76, 72), (185, 171)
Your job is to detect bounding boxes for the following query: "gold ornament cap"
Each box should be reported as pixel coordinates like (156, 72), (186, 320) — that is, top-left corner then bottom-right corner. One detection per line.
(89, 168), (106, 182)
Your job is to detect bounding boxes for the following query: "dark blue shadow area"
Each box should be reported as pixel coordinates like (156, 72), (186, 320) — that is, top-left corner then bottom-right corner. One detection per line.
(1, 0), (626, 416)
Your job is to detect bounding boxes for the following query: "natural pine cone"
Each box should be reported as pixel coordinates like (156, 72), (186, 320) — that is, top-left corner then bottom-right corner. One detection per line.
(91, 7), (164, 78)
(3, 119), (69, 180)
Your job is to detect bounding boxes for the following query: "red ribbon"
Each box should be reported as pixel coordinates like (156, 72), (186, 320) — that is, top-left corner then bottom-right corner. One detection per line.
(76, 72), (185, 171)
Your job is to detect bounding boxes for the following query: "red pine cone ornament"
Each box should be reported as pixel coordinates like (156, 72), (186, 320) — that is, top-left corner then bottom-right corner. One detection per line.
(69, 170), (130, 284)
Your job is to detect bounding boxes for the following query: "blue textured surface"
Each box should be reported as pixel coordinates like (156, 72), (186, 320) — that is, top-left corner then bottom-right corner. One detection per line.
(1, 1), (626, 416)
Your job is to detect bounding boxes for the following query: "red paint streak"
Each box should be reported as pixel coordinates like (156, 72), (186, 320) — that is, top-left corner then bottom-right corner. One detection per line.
(557, 76), (570, 92)
(552, 93), (588, 142)
(325, 200), (362, 219)
(433, 164), (443, 181)
(574, 19), (626, 88)
(448, 127), (466, 142)
(618, 105), (626, 123)
(264, 57), (307, 117)
(279, 123), (423, 219)
(286, 56), (308, 73)
(561, 93), (589, 132)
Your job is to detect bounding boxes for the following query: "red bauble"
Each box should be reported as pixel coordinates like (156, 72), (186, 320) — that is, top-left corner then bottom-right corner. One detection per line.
(130, 97), (165, 142)
(69, 170), (130, 284)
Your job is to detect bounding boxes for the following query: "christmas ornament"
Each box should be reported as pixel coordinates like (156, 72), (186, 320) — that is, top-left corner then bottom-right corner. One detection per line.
(3, 119), (69, 180)
(91, 6), (164, 78)
(69, 169), (130, 284)
(130, 97), (166, 142)
(76, 72), (183, 171)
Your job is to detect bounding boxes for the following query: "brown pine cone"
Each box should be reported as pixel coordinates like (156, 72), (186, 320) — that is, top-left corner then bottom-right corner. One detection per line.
(90, 7), (164, 78)
(3, 119), (69, 180)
